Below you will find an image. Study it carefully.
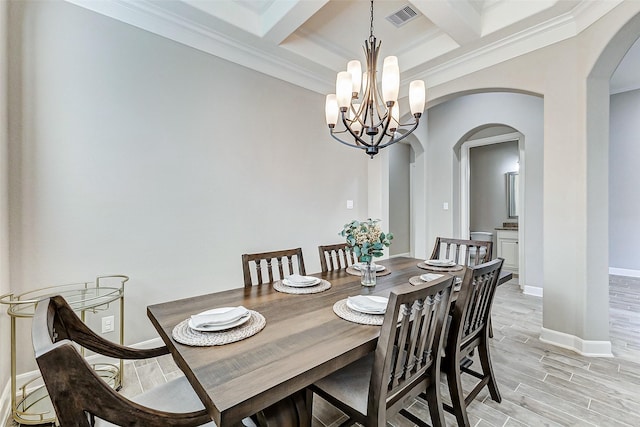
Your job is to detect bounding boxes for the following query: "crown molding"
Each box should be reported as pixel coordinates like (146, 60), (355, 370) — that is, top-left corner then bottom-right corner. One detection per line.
(406, 1), (619, 87)
(65, 0), (334, 94)
(65, 0), (621, 96)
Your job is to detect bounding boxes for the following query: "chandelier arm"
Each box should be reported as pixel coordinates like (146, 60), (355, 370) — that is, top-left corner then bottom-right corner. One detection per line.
(384, 117), (418, 137)
(330, 129), (369, 151)
(341, 111), (372, 147)
(372, 110), (394, 147)
(377, 118), (420, 149)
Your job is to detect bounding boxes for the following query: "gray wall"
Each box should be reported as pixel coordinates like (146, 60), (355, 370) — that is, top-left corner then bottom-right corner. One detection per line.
(469, 141), (519, 234)
(610, 89), (640, 271)
(5, 0), (369, 374)
(0, 0), (9, 405)
(389, 142), (411, 255)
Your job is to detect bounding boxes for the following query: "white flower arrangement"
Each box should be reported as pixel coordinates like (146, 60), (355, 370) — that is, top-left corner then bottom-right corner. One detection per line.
(340, 219), (393, 263)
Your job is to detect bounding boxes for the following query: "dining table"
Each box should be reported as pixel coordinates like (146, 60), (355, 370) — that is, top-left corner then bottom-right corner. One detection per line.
(146, 256), (512, 426)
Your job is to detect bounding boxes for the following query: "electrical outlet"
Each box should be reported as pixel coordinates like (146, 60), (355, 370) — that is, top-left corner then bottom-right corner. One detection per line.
(346, 200), (354, 209)
(102, 315), (114, 333)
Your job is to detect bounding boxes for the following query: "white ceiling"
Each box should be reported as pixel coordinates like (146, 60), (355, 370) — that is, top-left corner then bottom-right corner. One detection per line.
(68, 0), (637, 95)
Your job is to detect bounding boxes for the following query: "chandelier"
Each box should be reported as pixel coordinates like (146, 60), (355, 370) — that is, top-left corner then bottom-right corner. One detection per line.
(325, 0), (425, 158)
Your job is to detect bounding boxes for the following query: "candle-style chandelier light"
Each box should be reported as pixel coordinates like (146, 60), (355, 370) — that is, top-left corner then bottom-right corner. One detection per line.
(325, 0), (425, 158)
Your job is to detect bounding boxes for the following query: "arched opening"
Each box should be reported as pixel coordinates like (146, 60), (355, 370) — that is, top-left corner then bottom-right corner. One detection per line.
(403, 91), (543, 293)
(589, 11), (640, 361)
(458, 126), (527, 290)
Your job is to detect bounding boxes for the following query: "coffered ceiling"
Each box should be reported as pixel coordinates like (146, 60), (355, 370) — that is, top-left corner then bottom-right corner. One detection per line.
(68, 0), (635, 95)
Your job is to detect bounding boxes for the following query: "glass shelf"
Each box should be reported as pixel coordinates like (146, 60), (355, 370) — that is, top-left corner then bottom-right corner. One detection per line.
(0, 275), (128, 425)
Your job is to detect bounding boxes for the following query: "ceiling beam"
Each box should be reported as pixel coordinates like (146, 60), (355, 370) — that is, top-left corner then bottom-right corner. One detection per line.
(262, 0), (329, 45)
(411, 0), (481, 45)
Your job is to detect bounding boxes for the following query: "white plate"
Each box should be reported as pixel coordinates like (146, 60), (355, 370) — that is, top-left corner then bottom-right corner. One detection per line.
(282, 277), (321, 288)
(188, 308), (251, 332)
(346, 296), (388, 315)
(353, 263), (386, 272)
(425, 259), (456, 267)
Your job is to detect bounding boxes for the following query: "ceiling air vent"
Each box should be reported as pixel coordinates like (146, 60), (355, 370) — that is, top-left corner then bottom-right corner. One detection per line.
(385, 4), (420, 28)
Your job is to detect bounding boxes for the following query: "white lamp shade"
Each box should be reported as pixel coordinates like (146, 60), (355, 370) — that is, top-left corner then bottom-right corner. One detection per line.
(383, 56), (398, 68)
(382, 63), (399, 104)
(390, 103), (399, 131)
(347, 60), (362, 94)
(409, 80), (426, 115)
(325, 94), (339, 126)
(336, 71), (353, 109)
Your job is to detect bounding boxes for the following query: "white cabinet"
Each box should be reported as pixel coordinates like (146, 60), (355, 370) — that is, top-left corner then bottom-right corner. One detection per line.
(496, 229), (518, 273)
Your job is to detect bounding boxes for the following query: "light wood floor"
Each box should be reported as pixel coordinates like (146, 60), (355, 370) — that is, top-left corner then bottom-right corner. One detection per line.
(7, 276), (640, 426)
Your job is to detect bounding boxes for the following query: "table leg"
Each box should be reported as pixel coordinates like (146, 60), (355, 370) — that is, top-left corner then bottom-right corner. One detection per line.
(255, 389), (311, 427)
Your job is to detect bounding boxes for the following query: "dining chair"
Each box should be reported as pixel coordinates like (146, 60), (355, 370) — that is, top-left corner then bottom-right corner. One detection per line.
(429, 237), (493, 267)
(32, 295), (218, 426)
(318, 243), (357, 273)
(309, 276), (456, 427)
(438, 258), (504, 427)
(242, 247), (306, 287)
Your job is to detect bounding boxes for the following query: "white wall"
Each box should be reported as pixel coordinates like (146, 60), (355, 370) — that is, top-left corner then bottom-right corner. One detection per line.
(6, 0), (369, 375)
(610, 89), (640, 271)
(425, 93), (543, 288)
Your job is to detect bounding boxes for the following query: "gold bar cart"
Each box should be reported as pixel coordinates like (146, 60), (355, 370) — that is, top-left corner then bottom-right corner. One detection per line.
(0, 275), (128, 425)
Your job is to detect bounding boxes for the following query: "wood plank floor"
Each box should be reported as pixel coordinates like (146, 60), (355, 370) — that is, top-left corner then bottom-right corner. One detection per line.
(6, 276), (640, 426)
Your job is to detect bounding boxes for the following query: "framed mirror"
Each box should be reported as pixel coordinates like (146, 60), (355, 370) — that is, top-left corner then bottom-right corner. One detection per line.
(507, 171), (519, 218)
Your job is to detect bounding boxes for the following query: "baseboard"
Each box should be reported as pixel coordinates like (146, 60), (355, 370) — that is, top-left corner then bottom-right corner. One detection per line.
(523, 286), (543, 297)
(389, 252), (411, 258)
(609, 267), (640, 278)
(540, 327), (613, 357)
(1, 379), (10, 427)
(130, 337), (164, 349)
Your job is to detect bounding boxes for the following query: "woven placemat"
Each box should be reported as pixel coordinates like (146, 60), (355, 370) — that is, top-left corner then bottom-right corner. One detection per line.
(332, 299), (384, 326)
(346, 266), (392, 277)
(172, 311), (266, 346)
(273, 279), (331, 294)
(417, 262), (464, 272)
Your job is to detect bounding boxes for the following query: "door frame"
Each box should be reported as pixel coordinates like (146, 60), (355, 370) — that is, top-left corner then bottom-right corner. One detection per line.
(460, 131), (526, 289)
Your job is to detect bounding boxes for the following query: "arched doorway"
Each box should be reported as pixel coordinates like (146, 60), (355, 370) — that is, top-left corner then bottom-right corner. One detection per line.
(458, 127), (528, 291)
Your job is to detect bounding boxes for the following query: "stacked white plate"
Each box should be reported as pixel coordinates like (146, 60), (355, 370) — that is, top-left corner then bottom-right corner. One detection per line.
(282, 274), (321, 288)
(346, 295), (388, 314)
(188, 306), (251, 332)
(352, 262), (386, 272)
(425, 259), (456, 267)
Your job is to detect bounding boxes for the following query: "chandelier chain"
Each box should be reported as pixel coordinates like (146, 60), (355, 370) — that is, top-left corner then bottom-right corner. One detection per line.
(369, 0), (374, 41)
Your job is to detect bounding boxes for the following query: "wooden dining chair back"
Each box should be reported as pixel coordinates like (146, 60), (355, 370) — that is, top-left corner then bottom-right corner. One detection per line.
(430, 237), (493, 266)
(242, 247), (306, 287)
(310, 276), (455, 427)
(32, 295), (217, 426)
(318, 243), (357, 273)
(441, 258), (504, 426)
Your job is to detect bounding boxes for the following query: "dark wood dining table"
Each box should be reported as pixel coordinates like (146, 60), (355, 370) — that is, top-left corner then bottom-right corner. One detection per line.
(146, 256), (512, 426)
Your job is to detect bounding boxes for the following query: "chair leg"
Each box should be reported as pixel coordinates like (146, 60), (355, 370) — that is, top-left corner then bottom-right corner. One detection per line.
(446, 364), (471, 427)
(423, 380), (446, 427)
(478, 339), (501, 403)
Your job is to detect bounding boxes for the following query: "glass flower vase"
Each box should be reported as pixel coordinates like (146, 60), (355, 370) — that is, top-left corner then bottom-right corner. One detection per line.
(361, 261), (377, 287)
